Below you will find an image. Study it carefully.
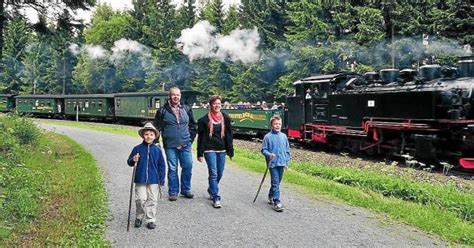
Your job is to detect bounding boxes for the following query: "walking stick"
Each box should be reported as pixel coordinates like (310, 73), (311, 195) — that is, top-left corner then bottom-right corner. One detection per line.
(253, 162), (269, 203)
(158, 185), (163, 199)
(127, 161), (138, 232)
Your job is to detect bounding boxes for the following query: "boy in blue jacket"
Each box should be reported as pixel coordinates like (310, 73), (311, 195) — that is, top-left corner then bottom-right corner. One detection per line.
(127, 122), (166, 229)
(261, 116), (291, 212)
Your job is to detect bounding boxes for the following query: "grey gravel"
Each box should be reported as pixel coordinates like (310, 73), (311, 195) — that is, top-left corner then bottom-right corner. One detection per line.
(41, 124), (445, 247)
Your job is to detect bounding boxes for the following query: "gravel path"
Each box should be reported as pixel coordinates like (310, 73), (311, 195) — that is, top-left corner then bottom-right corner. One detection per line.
(41, 124), (445, 247)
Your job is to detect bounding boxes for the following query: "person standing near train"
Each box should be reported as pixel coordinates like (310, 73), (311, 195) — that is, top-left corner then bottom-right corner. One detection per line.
(154, 87), (197, 201)
(197, 95), (234, 208)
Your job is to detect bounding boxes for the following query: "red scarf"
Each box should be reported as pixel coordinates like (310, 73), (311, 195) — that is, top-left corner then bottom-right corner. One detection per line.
(208, 111), (225, 138)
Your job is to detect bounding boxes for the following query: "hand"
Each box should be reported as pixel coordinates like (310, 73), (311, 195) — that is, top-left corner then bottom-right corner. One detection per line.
(269, 153), (275, 161)
(133, 153), (140, 163)
(197, 157), (204, 163)
(284, 165), (288, 170)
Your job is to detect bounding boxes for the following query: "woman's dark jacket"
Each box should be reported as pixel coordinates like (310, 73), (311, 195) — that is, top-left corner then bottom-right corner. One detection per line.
(197, 112), (234, 158)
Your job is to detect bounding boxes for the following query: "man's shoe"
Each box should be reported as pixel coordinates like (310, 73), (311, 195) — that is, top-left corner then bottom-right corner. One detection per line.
(147, 222), (156, 229)
(273, 202), (284, 212)
(134, 219), (142, 228)
(268, 196), (274, 205)
(213, 200), (222, 208)
(181, 192), (194, 199)
(169, 195), (178, 201)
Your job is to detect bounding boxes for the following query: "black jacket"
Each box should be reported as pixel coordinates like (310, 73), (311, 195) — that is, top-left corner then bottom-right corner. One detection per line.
(197, 112), (234, 158)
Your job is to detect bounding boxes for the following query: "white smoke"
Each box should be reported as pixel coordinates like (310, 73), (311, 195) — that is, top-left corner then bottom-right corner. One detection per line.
(84, 44), (108, 59)
(68, 43), (81, 56)
(176, 21), (217, 61)
(176, 20), (260, 64)
(74, 39), (149, 63)
(110, 38), (148, 62)
(216, 28), (260, 64)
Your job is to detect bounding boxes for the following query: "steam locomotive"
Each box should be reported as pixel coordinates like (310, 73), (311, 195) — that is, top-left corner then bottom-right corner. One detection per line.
(286, 58), (474, 170)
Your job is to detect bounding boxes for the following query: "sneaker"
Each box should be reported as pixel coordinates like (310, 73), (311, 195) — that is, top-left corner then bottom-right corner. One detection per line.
(169, 195), (178, 201)
(213, 200), (222, 208)
(181, 192), (194, 199)
(147, 222), (156, 229)
(273, 202), (284, 212)
(134, 219), (142, 228)
(268, 196), (274, 205)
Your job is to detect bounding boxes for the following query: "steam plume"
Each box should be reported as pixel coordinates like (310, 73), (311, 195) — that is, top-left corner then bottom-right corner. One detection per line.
(176, 21), (260, 64)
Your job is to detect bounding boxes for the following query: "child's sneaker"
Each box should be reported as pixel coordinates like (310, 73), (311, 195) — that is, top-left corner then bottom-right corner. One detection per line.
(134, 219), (142, 228)
(273, 202), (284, 212)
(268, 196), (274, 205)
(213, 200), (222, 208)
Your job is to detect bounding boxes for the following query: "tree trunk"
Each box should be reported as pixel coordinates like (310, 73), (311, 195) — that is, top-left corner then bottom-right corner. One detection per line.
(0, 0), (4, 64)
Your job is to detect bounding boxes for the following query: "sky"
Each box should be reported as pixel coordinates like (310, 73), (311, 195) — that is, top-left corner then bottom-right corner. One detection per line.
(23, 0), (241, 24)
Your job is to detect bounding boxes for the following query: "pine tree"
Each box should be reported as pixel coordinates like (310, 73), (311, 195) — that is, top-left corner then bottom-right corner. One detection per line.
(222, 5), (240, 34)
(199, 0), (225, 32)
(286, 1), (330, 45)
(0, 17), (30, 94)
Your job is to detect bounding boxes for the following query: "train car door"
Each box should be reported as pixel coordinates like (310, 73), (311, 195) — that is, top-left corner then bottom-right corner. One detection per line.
(287, 96), (304, 130)
(312, 83), (329, 123)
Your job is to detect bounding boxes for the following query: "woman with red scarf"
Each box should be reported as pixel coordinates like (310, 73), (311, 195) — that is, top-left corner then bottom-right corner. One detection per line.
(197, 95), (234, 208)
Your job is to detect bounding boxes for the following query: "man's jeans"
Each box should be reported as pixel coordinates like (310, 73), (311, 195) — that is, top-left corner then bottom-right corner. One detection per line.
(204, 151), (226, 201)
(165, 143), (193, 196)
(269, 166), (284, 203)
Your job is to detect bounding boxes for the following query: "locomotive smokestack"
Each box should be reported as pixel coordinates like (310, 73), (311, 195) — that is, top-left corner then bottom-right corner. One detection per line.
(458, 59), (474, 77)
(419, 65), (441, 81)
(380, 69), (400, 83)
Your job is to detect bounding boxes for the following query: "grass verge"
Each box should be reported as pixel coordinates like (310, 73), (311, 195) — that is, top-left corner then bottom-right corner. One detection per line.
(0, 115), (108, 246)
(35, 119), (474, 245)
(233, 149), (474, 245)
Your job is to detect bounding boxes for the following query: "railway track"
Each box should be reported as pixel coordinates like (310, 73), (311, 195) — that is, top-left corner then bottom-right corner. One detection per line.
(233, 136), (474, 193)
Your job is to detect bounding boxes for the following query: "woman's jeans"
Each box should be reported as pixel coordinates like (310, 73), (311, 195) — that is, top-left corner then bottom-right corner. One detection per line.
(204, 151), (226, 201)
(269, 166), (285, 203)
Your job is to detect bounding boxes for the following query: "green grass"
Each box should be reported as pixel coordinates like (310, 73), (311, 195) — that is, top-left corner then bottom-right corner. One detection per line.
(0, 116), (108, 246)
(34, 119), (474, 245)
(37, 118), (138, 138)
(233, 149), (474, 245)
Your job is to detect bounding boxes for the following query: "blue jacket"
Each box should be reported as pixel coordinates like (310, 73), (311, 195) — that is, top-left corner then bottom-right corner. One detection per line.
(261, 130), (291, 168)
(127, 142), (166, 185)
(153, 102), (197, 149)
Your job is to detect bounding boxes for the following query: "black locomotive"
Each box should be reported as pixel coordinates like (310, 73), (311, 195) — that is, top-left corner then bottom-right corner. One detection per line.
(286, 58), (474, 170)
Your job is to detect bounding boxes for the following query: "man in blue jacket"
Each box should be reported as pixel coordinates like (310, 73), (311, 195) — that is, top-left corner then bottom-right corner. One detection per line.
(154, 87), (197, 201)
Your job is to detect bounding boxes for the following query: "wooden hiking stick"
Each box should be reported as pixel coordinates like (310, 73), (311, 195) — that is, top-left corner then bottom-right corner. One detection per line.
(158, 185), (163, 199)
(127, 161), (138, 232)
(253, 161), (270, 203)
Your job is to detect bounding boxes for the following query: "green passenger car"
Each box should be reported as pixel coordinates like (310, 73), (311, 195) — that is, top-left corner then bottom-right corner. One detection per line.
(193, 108), (284, 136)
(64, 94), (115, 119)
(114, 91), (198, 121)
(0, 94), (15, 112)
(15, 95), (64, 116)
